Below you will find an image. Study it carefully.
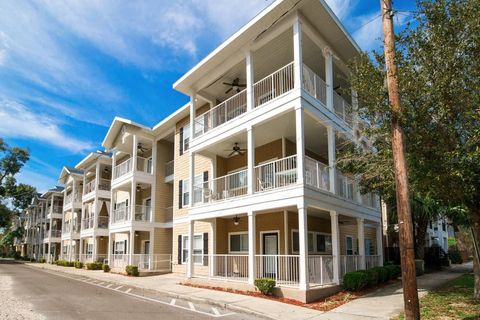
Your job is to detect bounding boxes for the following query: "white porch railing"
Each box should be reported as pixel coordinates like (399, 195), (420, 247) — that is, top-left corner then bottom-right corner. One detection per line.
(79, 253), (94, 263)
(255, 255), (300, 287)
(97, 216), (109, 229)
(336, 172), (357, 201)
(308, 255), (335, 286)
(84, 179), (96, 195)
(51, 205), (63, 214)
(111, 254), (129, 269)
(134, 205), (151, 222)
(210, 254), (249, 282)
(254, 62), (295, 108)
(137, 156), (153, 174)
(65, 192), (81, 205)
(98, 178), (111, 191)
(165, 160), (174, 177)
(303, 64), (327, 105)
(132, 254), (172, 271)
(305, 156), (330, 191)
(48, 230), (61, 238)
(194, 89), (247, 138)
(111, 206), (130, 224)
(365, 255), (381, 269)
(255, 155), (297, 192)
(340, 255), (361, 278)
(113, 158), (132, 180)
(333, 91), (354, 127)
(193, 169), (248, 204)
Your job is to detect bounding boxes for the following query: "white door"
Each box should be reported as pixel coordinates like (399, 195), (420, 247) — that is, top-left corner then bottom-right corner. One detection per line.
(262, 233), (278, 277)
(143, 241), (150, 269)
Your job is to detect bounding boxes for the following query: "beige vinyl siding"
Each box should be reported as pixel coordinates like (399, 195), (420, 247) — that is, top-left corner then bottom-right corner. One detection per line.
(155, 140), (174, 223)
(154, 227), (172, 255)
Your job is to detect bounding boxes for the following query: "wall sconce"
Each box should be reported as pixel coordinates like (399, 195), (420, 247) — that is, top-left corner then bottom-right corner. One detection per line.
(233, 215), (240, 226)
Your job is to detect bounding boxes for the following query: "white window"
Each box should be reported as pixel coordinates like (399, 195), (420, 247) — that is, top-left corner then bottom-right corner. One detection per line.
(181, 234), (203, 264)
(182, 179), (190, 207)
(229, 233), (248, 253)
(292, 230), (332, 254)
(365, 239), (374, 255)
(87, 243), (93, 255)
(182, 124), (190, 151)
(316, 234), (332, 253)
(114, 241), (125, 255)
(193, 174), (204, 204)
(346, 235), (354, 255)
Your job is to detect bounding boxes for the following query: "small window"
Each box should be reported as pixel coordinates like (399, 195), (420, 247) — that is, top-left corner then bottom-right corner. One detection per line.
(230, 233), (248, 253)
(316, 234), (332, 253)
(365, 239), (375, 255)
(182, 179), (190, 207)
(182, 124), (190, 151)
(308, 232), (314, 253)
(181, 234), (203, 264)
(346, 236), (354, 255)
(87, 243), (93, 255)
(114, 241), (125, 255)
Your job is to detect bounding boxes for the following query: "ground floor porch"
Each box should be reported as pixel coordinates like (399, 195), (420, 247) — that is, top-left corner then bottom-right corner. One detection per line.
(173, 208), (382, 302)
(108, 227), (172, 273)
(79, 236), (108, 263)
(60, 239), (80, 261)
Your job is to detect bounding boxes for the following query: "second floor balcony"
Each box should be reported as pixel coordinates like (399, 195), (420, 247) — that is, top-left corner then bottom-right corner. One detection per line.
(113, 156), (153, 181)
(110, 205), (152, 225)
(82, 216), (109, 230)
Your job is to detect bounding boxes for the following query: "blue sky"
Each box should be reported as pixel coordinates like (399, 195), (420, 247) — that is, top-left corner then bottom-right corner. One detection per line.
(0, 0), (416, 193)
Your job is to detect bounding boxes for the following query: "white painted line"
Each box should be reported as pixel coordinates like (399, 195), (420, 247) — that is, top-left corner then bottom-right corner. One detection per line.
(188, 302), (196, 311)
(106, 284), (113, 288)
(212, 307), (221, 316)
(125, 288), (132, 293)
(97, 282), (105, 285)
(114, 286), (123, 290)
(170, 299), (176, 305)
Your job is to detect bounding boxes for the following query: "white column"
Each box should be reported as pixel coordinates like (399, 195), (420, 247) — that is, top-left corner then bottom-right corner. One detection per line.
(283, 211), (289, 254)
(189, 152), (195, 206)
(79, 238), (84, 262)
(248, 211), (256, 285)
(298, 204), (309, 290)
(190, 95), (196, 139)
(187, 219), (194, 278)
(151, 140), (157, 223)
(131, 178), (136, 222)
(323, 47), (334, 111)
(132, 134), (138, 173)
(129, 231), (135, 265)
(93, 237), (98, 262)
(376, 223), (384, 266)
(330, 211), (340, 284)
(357, 218), (365, 269)
(246, 50), (254, 111)
(247, 126), (255, 195)
(94, 162), (101, 227)
(293, 16), (303, 90)
(327, 127), (336, 193)
(295, 106), (305, 184)
(149, 230), (154, 270)
(112, 150), (117, 180)
(107, 232), (113, 266)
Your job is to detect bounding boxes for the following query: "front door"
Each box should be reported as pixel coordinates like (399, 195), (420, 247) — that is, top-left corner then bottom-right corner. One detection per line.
(262, 233), (279, 278)
(143, 241), (150, 269)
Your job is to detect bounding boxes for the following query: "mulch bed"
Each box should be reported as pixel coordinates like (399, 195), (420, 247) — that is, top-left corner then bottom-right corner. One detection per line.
(183, 278), (400, 312)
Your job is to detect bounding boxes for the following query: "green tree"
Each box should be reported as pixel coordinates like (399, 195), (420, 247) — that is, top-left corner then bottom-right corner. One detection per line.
(338, 0), (479, 297)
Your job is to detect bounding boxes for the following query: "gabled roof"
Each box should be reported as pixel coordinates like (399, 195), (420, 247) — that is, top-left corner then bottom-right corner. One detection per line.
(173, 0), (360, 94)
(102, 117), (153, 150)
(58, 166), (84, 184)
(41, 186), (64, 198)
(75, 150), (111, 170)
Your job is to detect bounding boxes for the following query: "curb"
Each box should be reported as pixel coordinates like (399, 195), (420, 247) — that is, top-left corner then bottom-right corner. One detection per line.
(25, 263), (273, 319)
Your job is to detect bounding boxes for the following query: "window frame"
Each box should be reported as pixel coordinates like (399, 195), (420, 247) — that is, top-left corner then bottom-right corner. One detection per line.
(345, 235), (354, 255)
(181, 234), (204, 265)
(291, 229), (332, 254)
(228, 232), (249, 254)
(182, 123), (190, 152)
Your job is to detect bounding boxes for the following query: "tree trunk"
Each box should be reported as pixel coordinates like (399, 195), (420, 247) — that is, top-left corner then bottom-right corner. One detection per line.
(471, 208), (480, 300)
(415, 216), (429, 260)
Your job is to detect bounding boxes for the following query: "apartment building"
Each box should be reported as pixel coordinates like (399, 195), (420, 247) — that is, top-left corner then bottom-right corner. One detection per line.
(102, 118), (173, 273)
(165, 0), (382, 302)
(426, 217), (453, 252)
(23, 194), (46, 260)
(75, 151), (112, 263)
(59, 166), (83, 261)
(42, 187), (64, 262)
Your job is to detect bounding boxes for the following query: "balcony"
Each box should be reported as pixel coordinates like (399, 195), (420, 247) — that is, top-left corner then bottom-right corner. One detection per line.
(110, 205), (151, 225)
(192, 155), (380, 209)
(47, 230), (62, 238)
(113, 156), (153, 181)
(165, 160), (174, 182)
(65, 192), (81, 205)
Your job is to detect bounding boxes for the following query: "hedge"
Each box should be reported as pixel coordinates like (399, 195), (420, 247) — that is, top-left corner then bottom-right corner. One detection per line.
(448, 247), (463, 264)
(125, 265), (139, 276)
(55, 259), (75, 267)
(254, 278), (276, 295)
(102, 263), (110, 273)
(85, 262), (103, 270)
(74, 261), (84, 269)
(343, 264), (401, 292)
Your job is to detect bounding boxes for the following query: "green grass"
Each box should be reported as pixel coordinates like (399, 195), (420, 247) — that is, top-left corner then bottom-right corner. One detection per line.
(394, 274), (480, 320)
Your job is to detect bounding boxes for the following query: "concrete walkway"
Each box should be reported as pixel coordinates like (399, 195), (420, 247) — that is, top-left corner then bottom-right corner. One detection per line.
(24, 262), (472, 320)
(314, 262), (473, 320)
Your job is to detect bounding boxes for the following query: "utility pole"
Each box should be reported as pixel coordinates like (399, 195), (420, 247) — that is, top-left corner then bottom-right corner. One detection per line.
(380, 0), (420, 319)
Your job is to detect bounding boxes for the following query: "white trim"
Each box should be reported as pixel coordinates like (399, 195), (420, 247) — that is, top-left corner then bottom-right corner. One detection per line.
(228, 231), (249, 254)
(181, 233), (204, 265)
(291, 229), (332, 254)
(259, 230), (280, 255)
(345, 235), (354, 255)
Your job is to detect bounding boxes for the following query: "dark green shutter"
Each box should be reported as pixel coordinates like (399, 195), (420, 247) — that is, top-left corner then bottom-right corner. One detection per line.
(203, 233), (208, 266)
(177, 235), (182, 264)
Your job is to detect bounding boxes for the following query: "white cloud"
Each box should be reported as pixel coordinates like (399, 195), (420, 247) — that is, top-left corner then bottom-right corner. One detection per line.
(324, 0), (354, 20)
(16, 167), (58, 193)
(0, 99), (94, 153)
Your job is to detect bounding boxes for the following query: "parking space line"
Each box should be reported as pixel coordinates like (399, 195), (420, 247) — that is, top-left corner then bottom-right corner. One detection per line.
(170, 299), (176, 305)
(125, 288), (132, 293)
(188, 301), (196, 311)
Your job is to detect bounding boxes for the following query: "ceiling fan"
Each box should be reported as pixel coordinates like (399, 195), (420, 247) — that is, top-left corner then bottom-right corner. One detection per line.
(224, 143), (247, 158)
(223, 78), (246, 94)
(137, 143), (150, 153)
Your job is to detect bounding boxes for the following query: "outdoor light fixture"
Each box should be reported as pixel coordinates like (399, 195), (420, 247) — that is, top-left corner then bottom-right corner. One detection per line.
(233, 215), (240, 226)
(136, 184), (141, 192)
(135, 232), (139, 237)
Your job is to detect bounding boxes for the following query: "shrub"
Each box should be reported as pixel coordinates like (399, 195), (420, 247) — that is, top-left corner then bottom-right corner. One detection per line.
(385, 265), (401, 279)
(363, 269), (379, 287)
(74, 261), (83, 269)
(102, 263), (110, 272)
(39, 257), (46, 263)
(343, 271), (369, 291)
(372, 267), (389, 283)
(85, 262), (103, 270)
(125, 265), (139, 276)
(448, 247), (463, 264)
(254, 278), (276, 295)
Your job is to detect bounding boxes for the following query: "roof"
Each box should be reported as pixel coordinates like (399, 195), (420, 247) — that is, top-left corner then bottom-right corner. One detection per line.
(58, 166), (84, 184)
(41, 186), (64, 198)
(102, 117), (153, 150)
(75, 150), (111, 170)
(173, 0), (360, 94)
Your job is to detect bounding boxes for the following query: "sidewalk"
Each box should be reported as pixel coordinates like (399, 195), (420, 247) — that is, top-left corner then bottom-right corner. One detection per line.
(315, 262), (473, 320)
(25, 262), (321, 320)
(25, 262), (472, 320)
